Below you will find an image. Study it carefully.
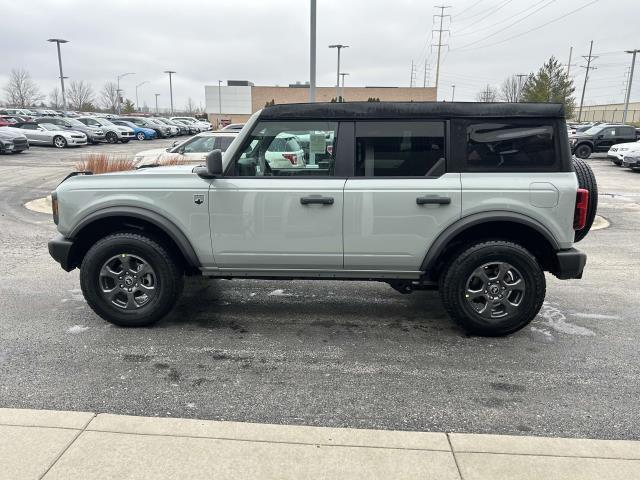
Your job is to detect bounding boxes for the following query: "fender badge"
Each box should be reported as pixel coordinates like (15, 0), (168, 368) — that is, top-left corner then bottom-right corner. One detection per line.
(193, 194), (205, 205)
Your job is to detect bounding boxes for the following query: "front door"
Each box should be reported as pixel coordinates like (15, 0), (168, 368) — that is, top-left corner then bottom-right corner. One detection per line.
(343, 120), (462, 271)
(210, 120), (344, 270)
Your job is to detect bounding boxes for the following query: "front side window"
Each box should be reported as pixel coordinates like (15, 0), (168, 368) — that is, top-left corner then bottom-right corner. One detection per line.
(466, 121), (555, 170)
(355, 121), (445, 177)
(230, 121), (338, 177)
(600, 128), (616, 138)
(177, 136), (217, 153)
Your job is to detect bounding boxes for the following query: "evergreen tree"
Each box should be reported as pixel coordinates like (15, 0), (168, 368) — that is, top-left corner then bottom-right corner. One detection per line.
(520, 56), (576, 117)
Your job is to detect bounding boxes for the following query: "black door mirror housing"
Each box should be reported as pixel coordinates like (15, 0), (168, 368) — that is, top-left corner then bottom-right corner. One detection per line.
(194, 149), (223, 179)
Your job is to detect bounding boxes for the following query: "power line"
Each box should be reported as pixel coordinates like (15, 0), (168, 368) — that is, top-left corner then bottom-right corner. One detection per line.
(454, 0), (484, 21)
(432, 5), (451, 100)
(453, 0), (550, 38)
(454, 0), (514, 35)
(578, 40), (598, 122)
(455, 0), (600, 52)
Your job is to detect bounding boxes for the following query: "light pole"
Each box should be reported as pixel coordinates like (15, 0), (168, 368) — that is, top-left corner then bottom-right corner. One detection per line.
(218, 80), (222, 128)
(164, 70), (176, 114)
(623, 49), (639, 124)
(154, 94), (160, 114)
(116, 72), (135, 114)
(47, 39), (68, 111)
(329, 44), (348, 102)
(340, 73), (349, 102)
(451, 84), (456, 101)
(135, 81), (149, 112)
(309, 0), (316, 102)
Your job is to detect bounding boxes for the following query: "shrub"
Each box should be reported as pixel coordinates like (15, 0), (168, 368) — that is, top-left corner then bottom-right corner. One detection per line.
(75, 153), (134, 174)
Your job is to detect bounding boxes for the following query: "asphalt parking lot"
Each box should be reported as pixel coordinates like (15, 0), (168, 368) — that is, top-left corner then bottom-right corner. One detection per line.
(0, 144), (639, 440)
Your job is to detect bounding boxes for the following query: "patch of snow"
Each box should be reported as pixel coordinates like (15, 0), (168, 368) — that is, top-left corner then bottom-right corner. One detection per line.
(535, 303), (595, 336)
(570, 312), (620, 320)
(268, 289), (293, 296)
(67, 325), (89, 334)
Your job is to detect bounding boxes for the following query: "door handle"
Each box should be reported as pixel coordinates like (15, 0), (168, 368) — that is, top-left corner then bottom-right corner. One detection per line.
(300, 195), (334, 205)
(416, 195), (451, 205)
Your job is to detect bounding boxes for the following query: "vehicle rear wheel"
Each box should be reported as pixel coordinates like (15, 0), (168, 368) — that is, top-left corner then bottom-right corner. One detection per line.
(572, 156), (598, 242)
(574, 144), (592, 159)
(105, 132), (118, 144)
(80, 233), (184, 327)
(439, 241), (546, 336)
(136, 132), (146, 141)
(53, 136), (67, 148)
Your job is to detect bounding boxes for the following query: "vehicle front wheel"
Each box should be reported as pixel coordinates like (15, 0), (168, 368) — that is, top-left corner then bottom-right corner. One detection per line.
(80, 233), (184, 327)
(53, 136), (67, 148)
(136, 132), (146, 141)
(105, 132), (118, 144)
(574, 144), (592, 159)
(439, 241), (545, 336)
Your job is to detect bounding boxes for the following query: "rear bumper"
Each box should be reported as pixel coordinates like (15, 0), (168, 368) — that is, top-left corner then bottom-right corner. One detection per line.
(48, 234), (75, 272)
(553, 248), (587, 280)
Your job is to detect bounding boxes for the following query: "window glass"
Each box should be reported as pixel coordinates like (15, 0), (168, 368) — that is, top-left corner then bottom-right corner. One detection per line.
(355, 121), (445, 177)
(231, 121), (338, 177)
(466, 122), (555, 170)
(180, 136), (216, 153)
(601, 128), (616, 138)
(215, 136), (234, 152)
(21, 124), (37, 130)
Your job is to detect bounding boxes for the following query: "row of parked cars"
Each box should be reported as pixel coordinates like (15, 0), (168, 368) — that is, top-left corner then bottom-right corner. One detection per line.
(567, 122), (640, 171)
(0, 110), (228, 152)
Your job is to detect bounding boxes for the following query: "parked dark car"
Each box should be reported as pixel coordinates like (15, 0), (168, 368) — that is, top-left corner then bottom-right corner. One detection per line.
(0, 128), (29, 153)
(34, 117), (106, 144)
(569, 124), (639, 159)
(117, 116), (171, 138)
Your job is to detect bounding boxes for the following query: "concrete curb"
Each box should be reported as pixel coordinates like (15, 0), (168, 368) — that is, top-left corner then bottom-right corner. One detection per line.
(24, 195), (52, 215)
(1, 408), (639, 479)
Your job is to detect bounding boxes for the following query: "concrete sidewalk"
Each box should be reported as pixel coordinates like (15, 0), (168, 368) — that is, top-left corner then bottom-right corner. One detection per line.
(1, 408), (639, 480)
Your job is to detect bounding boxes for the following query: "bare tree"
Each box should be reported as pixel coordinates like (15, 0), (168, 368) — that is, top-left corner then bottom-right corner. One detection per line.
(499, 76), (520, 102)
(185, 97), (196, 114)
(476, 84), (498, 102)
(100, 82), (119, 112)
(3, 68), (43, 107)
(49, 87), (61, 109)
(67, 80), (94, 110)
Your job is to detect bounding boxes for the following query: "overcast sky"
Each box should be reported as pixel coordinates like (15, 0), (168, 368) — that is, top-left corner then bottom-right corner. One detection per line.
(2, 0), (638, 110)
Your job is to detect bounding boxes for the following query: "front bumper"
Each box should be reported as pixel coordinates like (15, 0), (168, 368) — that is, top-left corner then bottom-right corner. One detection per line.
(622, 156), (640, 168)
(607, 152), (624, 162)
(553, 248), (587, 280)
(48, 234), (76, 271)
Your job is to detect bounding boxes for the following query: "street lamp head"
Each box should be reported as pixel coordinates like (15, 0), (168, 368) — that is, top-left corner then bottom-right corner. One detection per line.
(47, 38), (68, 43)
(329, 44), (349, 49)
(164, 70), (176, 74)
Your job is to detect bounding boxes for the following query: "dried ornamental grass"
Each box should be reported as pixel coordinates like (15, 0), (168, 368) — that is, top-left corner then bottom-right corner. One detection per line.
(75, 153), (134, 174)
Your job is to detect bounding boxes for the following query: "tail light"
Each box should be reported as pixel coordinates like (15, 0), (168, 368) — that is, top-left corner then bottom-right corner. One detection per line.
(282, 153), (298, 165)
(574, 188), (589, 230)
(327, 145), (334, 155)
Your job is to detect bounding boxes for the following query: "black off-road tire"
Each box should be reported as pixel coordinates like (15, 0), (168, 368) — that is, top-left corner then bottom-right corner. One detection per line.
(439, 241), (546, 337)
(80, 233), (184, 327)
(572, 156), (598, 242)
(574, 143), (592, 159)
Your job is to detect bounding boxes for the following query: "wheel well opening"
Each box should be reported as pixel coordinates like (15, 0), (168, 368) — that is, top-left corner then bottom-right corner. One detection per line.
(69, 216), (194, 274)
(427, 221), (557, 280)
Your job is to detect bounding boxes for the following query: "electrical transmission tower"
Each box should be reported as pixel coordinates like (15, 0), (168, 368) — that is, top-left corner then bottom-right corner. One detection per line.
(423, 61), (431, 87)
(577, 40), (598, 122)
(432, 5), (451, 100)
(410, 60), (417, 87)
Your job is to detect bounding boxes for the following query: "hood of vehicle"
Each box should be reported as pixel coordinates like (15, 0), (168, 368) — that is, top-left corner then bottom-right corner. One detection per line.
(135, 148), (169, 157)
(0, 128), (27, 141)
(569, 133), (592, 140)
(611, 141), (640, 150)
(117, 126), (134, 132)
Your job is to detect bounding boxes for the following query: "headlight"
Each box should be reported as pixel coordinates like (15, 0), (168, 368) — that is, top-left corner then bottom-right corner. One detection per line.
(51, 191), (59, 225)
(620, 147), (628, 151)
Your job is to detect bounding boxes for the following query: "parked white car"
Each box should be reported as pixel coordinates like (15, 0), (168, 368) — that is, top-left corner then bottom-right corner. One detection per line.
(171, 117), (211, 131)
(607, 140), (640, 165)
(263, 134), (306, 168)
(133, 131), (238, 167)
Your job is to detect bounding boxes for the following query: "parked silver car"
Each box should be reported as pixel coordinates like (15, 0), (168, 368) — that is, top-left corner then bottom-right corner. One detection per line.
(77, 116), (135, 144)
(14, 122), (87, 148)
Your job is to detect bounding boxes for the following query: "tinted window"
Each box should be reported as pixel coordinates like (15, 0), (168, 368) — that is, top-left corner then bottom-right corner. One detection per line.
(215, 136), (234, 151)
(231, 121), (338, 177)
(466, 122), (555, 170)
(21, 124), (37, 130)
(355, 121), (445, 177)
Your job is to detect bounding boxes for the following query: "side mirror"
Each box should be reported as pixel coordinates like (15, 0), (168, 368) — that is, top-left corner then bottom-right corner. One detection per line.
(172, 140), (180, 147)
(194, 149), (223, 179)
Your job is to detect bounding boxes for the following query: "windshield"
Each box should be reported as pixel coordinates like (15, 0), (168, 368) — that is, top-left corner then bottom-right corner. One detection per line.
(583, 125), (604, 135)
(66, 118), (86, 128)
(40, 123), (60, 131)
(97, 118), (114, 126)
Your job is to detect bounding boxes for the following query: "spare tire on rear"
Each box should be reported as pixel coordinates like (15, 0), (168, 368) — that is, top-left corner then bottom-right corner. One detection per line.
(572, 156), (598, 242)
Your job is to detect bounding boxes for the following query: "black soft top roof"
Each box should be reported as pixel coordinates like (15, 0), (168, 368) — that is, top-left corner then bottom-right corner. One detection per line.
(259, 101), (565, 120)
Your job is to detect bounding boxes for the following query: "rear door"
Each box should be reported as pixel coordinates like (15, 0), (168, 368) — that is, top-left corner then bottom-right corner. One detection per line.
(343, 120), (462, 271)
(210, 120), (345, 270)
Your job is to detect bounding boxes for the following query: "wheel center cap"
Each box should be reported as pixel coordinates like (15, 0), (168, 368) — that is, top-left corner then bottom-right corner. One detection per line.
(489, 285), (500, 295)
(124, 277), (134, 287)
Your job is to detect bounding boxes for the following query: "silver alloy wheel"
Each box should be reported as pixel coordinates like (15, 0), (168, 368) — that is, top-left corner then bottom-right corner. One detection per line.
(137, 132), (145, 141)
(54, 136), (66, 148)
(98, 254), (157, 310)
(465, 262), (526, 320)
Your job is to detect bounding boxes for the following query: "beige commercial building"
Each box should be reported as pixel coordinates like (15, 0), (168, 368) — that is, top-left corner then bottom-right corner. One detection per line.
(205, 81), (437, 125)
(575, 101), (640, 123)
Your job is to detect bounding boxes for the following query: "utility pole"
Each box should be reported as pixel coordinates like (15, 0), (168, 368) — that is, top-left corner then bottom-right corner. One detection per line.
(340, 72), (349, 94)
(516, 74), (527, 102)
(451, 84), (455, 101)
(432, 5), (451, 100)
(116, 72), (134, 115)
(47, 39), (69, 111)
(409, 60), (416, 87)
(578, 41), (597, 122)
(567, 46), (573, 77)
(309, 0), (316, 102)
(164, 70), (176, 114)
(218, 80), (223, 127)
(135, 81), (148, 112)
(423, 61), (431, 87)
(623, 49), (639, 124)
(154, 93), (160, 114)
(329, 44), (348, 102)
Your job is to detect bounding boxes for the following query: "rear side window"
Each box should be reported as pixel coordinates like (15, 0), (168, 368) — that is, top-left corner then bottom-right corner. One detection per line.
(466, 121), (555, 170)
(355, 121), (445, 176)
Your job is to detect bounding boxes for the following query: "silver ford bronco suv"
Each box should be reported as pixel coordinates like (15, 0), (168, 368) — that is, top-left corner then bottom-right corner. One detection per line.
(48, 102), (597, 336)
